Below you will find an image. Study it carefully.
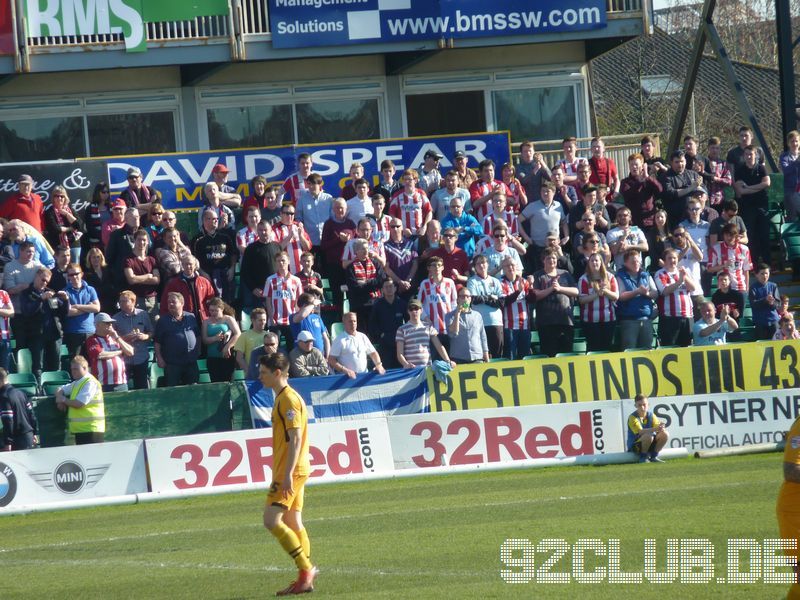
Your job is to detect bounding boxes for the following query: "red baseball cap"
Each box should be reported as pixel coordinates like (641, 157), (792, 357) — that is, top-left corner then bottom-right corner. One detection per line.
(111, 199), (127, 209)
(212, 163), (230, 174)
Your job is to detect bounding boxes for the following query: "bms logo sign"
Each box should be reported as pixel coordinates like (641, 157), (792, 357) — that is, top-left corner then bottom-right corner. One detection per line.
(0, 462), (18, 507)
(28, 461), (111, 495)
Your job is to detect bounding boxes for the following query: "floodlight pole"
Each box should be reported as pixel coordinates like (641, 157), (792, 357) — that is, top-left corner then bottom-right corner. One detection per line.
(667, 0), (777, 171)
(775, 0), (797, 144)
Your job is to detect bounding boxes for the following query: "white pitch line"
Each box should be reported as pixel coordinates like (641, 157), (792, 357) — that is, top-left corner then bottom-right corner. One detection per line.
(0, 557), (481, 579)
(0, 477), (772, 555)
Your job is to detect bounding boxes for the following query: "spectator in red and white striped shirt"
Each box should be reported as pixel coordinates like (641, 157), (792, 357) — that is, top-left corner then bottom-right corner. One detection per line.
(272, 203), (312, 274)
(282, 152), (313, 205)
(417, 257), (457, 336)
(482, 190), (520, 238)
(263, 252), (304, 351)
(389, 169), (432, 238)
(654, 248), (697, 347)
(578, 253), (619, 352)
(236, 205), (261, 258)
(85, 312), (134, 392)
(707, 222), (752, 295)
(499, 257), (536, 360)
(469, 160), (512, 223)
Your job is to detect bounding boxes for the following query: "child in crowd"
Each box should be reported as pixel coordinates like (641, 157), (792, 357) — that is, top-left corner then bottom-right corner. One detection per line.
(749, 263), (781, 340)
(295, 251), (324, 300)
(773, 314), (800, 340)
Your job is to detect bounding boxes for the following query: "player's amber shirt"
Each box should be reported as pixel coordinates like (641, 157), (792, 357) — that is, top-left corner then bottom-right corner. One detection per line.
(778, 416), (800, 512)
(271, 386), (310, 481)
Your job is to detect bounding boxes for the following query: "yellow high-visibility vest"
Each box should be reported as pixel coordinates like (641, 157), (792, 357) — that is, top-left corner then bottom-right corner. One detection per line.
(67, 375), (105, 434)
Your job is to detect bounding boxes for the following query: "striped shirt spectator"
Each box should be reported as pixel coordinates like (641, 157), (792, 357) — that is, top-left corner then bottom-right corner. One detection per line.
(396, 321), (437, 367)
(263, 254), (303, 327)
(389, 189), (432, 235)
(709, 238), (752, 292)
(578, 275), (618, 323)
(655, 268), (694, 318)
(417, 259), (457, 334)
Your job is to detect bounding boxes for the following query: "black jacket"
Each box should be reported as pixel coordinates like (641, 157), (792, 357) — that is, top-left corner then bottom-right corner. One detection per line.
(0, 383), (37, 447)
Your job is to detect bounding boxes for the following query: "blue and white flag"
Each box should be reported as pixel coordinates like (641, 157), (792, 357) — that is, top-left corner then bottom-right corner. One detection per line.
(247, 367), (429, 428)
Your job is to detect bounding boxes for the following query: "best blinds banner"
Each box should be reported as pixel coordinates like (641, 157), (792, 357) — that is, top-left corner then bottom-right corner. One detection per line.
(268, 0), (607, 49)
(101, 131), (512, 211)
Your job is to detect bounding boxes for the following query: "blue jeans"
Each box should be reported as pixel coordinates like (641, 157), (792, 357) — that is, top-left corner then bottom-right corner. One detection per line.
(503, 328), (531, 360)
(0, 340), (10, 372)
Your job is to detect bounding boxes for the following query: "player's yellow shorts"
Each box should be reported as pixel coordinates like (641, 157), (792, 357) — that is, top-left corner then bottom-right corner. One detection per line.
(777, 501), (800, 590)
(266, 474), (309, 511)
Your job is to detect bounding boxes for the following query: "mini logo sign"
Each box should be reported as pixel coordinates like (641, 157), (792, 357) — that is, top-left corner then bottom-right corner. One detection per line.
(54, 461), (86, 494)
(0, 462), (18, 507)
(29, 461), (110, 495)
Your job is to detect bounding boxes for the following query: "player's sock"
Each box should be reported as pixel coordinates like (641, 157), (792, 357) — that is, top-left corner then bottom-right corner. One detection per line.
(295, 527), (311, 561)
(270, 523), (312, 571)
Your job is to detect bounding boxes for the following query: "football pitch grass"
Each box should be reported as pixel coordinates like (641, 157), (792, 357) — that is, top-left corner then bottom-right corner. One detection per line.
(0, 453), (789, 599)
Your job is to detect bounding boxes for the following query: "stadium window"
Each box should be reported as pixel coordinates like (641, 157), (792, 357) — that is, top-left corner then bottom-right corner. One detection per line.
(198, 80), (386, 148)
(492, 86), (577, 141)
(0, 115), (84, 162)
(296, 98), (380, 144)
(88, 112), (177, 156)
(405, 91), (486, 137)
(402, 69), (589, 141)
(207, 104), (294, 150)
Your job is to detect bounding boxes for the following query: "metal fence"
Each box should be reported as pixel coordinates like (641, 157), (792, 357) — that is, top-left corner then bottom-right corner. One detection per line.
(511, 133), (660, 169)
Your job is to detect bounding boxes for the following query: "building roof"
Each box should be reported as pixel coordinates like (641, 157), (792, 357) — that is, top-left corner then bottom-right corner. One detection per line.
(588, 27), (797, 159)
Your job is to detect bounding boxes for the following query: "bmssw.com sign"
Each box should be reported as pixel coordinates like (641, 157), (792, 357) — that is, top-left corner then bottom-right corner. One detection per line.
(269, 0), (606, 49)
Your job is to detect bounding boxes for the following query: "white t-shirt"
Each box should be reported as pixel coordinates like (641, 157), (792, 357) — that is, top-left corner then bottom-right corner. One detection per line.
(330, 331), (377, 373)
(60, 374), (102, 406)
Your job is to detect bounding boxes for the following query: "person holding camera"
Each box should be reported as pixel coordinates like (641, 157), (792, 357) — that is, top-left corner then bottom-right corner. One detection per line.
(19, 267), (69, 376)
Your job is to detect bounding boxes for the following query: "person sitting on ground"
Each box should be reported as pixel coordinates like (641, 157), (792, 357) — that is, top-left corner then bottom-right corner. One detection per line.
(627, 393), (669, 463)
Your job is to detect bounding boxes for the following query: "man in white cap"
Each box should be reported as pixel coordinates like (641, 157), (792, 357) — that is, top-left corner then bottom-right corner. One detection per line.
(288, 330), (329, 378)
(84, 312), (134, 393)
(118, 167), (161, 214)
(211, 163), (242, 208)
(0, 174), (44, 231)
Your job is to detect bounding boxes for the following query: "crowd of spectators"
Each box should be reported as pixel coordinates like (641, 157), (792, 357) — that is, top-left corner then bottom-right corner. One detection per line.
(0, 128), (796, 395)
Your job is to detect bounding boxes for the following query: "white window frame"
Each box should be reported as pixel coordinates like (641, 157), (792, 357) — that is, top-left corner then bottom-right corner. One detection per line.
(195, 78), (389, 149)
(0, 89), (184, 158)
(400, 66), (591, 141)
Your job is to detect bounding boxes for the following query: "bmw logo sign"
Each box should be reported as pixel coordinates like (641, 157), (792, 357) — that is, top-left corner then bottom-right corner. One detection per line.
(54, 461), (86, 494)
(0, 462), (17, 507)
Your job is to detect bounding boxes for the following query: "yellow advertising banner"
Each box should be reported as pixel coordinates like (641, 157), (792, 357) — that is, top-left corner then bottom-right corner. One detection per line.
(428, 340), (800, 412)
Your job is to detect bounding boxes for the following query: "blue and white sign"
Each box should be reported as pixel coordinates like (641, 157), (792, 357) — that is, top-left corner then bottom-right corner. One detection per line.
(268, 0), (606, 49)
(101, 131), (511, 211)
(247, 367), (429, 428)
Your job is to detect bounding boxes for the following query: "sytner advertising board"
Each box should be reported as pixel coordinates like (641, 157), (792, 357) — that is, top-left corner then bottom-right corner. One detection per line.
(268, 0), (606, 49)
(100, 132), (511, 212)
(388, 402), (625, 470)
(624, 389), (800, 453)
(145, 419), (395, 494)
(0, 441), (147, 512)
